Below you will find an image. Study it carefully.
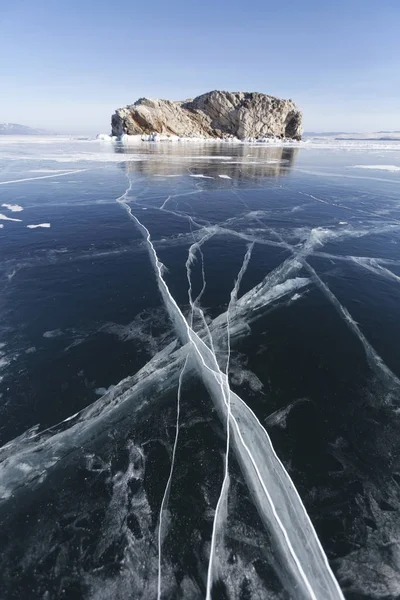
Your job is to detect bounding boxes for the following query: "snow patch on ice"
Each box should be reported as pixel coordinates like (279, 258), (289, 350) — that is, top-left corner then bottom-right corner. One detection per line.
(0, 344), (14, 373)
(218, 174), (231, 179)
(96, 134), (117, 141)
(2, 203), (23, 212)
(63, 412), (79, 422)
(27, 223), (51, 229)
(17, 462), (34, 474)
(0, 213), (22, 222)
(265, 400), (310, 429)
(94, 385), (116, 396)
(290, 293), (302, 302)
(189, 174), (214, 179)
(43, 329), (62, 338)
(0, 356), (10, 368)
(351, 165), (400, 172)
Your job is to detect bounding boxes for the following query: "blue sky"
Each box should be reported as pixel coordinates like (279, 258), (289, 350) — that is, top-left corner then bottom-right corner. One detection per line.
(1, 0), (399, 133)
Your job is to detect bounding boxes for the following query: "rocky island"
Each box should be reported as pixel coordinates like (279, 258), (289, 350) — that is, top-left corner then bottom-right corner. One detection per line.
(111, 91), (303, 141)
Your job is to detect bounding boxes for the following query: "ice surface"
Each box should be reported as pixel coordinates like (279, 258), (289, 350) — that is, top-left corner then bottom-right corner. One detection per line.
(3, 138), (400, 597)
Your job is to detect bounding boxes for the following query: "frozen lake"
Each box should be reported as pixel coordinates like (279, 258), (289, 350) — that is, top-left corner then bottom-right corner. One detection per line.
(1, 136), (400, 599)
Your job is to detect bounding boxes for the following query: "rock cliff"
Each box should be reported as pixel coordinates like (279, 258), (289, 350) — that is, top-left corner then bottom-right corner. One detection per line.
(111, 91), (302, 140)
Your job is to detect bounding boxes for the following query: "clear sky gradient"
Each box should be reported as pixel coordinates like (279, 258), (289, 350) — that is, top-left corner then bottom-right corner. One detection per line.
(1, 0), (399, 134)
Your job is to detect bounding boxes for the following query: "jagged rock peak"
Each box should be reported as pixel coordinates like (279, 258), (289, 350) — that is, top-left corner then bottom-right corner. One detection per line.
(111, 91), (303, 140)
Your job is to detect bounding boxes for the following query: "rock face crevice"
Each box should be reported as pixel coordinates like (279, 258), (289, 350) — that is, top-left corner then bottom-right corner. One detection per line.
(111, 91), (302, 140)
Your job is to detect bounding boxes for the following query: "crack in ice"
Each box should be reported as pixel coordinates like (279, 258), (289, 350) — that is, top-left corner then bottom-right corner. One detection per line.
(0, 169), (87, 185)
(157, 355), (189, 600)
(116, 179), (344, 600)
(206, 242), (253, 599)
(302, 259), (400, 393)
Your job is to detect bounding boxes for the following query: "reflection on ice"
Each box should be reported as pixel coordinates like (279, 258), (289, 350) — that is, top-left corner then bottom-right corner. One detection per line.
(119, 143), (299, 180)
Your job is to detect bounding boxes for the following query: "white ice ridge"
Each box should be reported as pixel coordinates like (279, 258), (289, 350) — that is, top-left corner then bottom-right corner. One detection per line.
(27, 223), (51, 229)
(117, 184), (344, 599)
